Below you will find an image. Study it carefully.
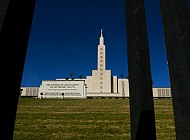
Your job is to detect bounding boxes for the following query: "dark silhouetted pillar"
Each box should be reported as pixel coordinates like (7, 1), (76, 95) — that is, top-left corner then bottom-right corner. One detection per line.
(0, 0), (36, 139)
(0, 0), (9, 33)
(160, 0), (190, 139)
(125, 0), (156, 140)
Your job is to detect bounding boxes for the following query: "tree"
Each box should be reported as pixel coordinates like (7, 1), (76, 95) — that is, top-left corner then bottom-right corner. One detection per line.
(69, 72), (73, 80)
(120, 73), (124, 78)
(65, 77), (69, 80)
(79, 74), (83, 79)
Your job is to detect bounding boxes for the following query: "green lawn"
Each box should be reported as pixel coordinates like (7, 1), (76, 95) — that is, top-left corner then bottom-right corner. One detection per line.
(13, 98), (176, 140)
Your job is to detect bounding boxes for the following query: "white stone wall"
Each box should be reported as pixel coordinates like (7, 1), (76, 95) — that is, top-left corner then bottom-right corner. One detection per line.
(20, 87), (39, 97)
(21, 85), (171, 98)
(112, 76), (118, 93)
(152, 88), (172, 98)
(89, 70), (111, 93)
(85, 76), (92, 92)
(91, 70), (100, 93)
(118, 79), (129, 97)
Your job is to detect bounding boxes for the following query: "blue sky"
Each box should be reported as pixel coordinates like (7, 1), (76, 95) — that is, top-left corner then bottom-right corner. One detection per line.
(21, 0), (188, 88)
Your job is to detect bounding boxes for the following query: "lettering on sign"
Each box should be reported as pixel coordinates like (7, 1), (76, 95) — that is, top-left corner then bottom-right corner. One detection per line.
(39, 81), (86, 98)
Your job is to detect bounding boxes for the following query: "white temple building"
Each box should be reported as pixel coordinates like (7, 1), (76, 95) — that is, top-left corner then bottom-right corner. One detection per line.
(20, 29), (172, 99)
(85, 29), (129, 97)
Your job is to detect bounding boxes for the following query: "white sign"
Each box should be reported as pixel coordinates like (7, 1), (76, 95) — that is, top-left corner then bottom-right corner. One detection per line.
(38, 80), (86, 99)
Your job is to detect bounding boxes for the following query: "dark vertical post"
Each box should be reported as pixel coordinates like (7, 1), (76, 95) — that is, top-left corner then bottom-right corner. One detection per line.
(160, 0), (190, 139)
(125, 0), (156, 140)
(0, 0), (9, 33)
(0, 0), (36, 139)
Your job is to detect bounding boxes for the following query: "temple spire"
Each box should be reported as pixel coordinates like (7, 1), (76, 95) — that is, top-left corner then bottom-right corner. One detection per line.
(101, 29), (103, 37)
(99, 29), (104, 45)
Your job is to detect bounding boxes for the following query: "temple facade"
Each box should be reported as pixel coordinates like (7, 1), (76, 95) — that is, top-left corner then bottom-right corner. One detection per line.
(20, 29), (171, 98)
(85, 29), (128, 97)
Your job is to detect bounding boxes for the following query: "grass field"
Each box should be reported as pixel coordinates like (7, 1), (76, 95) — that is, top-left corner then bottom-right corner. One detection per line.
(13, 98), (176, 140)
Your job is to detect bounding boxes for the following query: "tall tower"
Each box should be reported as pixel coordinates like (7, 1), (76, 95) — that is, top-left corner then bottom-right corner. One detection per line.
(86, 29), (112, 93)
(98, 29), (106, 70)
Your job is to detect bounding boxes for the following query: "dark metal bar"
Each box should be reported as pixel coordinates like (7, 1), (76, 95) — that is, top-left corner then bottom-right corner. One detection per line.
(0, 0), (36, 139)
(160, 0), (190, 139)
(125, 0), (156, 139)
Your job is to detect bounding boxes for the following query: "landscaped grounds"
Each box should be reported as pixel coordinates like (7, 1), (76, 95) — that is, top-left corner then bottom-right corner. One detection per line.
(14, 98), (176, 140)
